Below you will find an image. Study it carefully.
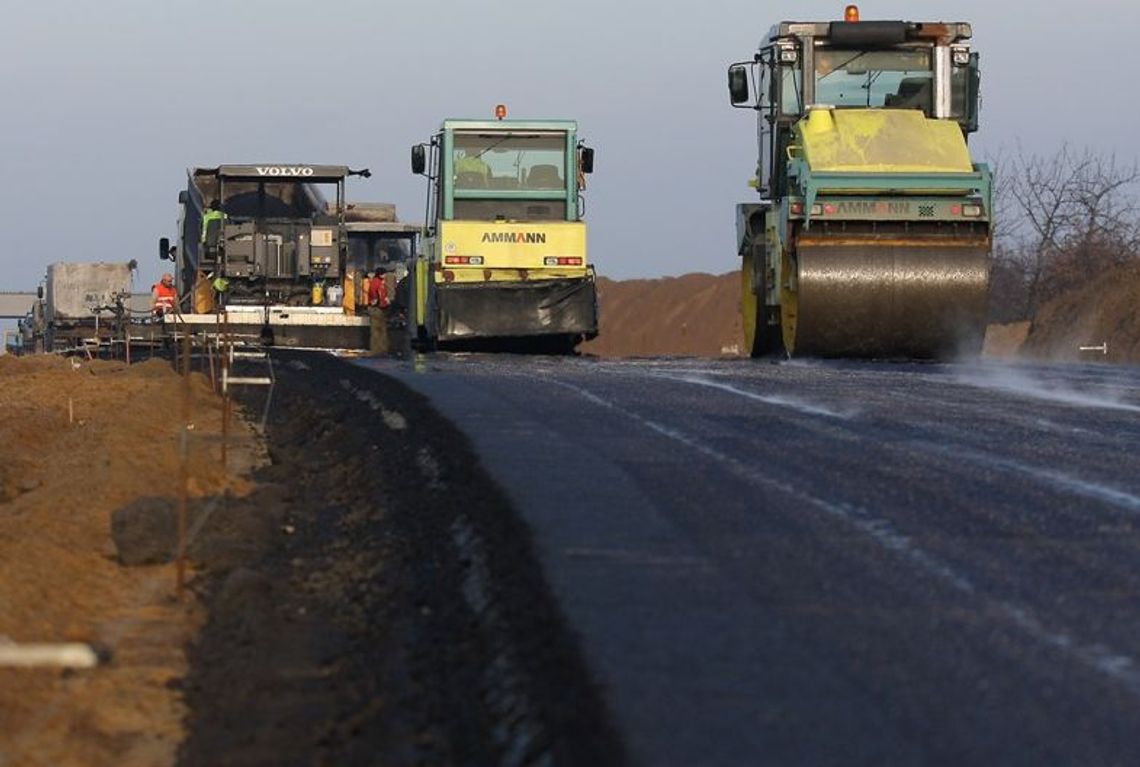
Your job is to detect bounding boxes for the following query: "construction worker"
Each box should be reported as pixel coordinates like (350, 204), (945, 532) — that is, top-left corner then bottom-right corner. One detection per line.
(454, 150), (490, 186)
(343, 269), (357, 314)
(367, 268), (391, 355)
(360, 271), (373, 312)
(151, 273), (178, 316)
(201, 199), (225, 245)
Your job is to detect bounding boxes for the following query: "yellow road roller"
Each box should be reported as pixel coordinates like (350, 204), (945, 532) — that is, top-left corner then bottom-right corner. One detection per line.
(728, 6), (991, 358)
(408, 110), (599, 353)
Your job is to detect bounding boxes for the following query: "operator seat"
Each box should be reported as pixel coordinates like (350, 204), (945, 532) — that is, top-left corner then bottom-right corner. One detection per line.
(885, 77), (933, 114)
(525, 164), (563, 189)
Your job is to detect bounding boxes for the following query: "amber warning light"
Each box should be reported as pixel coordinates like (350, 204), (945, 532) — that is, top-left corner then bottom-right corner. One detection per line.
(495, 104), (508, 120)
(844, 4), (860, 22)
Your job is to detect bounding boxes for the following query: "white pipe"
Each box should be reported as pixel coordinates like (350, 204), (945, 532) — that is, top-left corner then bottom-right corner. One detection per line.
(0, 642), (99, 668)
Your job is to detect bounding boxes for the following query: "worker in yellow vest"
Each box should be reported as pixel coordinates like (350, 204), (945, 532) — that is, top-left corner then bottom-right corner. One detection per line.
(201, 199), (225, 245)
(454, 150), (490, 187)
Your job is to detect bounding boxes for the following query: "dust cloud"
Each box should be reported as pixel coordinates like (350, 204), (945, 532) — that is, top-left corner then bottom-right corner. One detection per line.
(951, 362), (1140, 414)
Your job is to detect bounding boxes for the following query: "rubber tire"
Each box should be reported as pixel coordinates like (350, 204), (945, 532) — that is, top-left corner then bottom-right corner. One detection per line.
(741, 245), (782, 357)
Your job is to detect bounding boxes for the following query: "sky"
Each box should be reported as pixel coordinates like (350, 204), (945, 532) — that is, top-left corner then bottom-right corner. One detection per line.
(2, 0), (1138, 295)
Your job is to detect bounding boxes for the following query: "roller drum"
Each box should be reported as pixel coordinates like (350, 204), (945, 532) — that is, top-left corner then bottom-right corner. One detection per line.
(790, 237), (989, 358)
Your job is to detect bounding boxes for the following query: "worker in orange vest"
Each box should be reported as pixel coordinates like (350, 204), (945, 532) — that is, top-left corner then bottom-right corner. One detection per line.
(151, 273), (178, 316)
(367, 269), (390, 354)
(359, 271), (373, 313)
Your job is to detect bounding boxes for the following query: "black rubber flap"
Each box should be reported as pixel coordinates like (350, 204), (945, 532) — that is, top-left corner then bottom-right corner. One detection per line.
(828, 21), (908, 47)
(438, 278), (598, 340)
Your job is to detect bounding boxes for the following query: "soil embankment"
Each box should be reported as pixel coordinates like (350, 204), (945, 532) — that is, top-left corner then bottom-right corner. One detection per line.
(0, 355), (252, 766)
(582, 273), (743, 358)
(1021, 261), (1140, 363)
(982, 321), (1032, 359)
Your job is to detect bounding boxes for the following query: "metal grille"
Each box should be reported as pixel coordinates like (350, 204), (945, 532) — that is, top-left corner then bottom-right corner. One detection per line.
(919, 205), (935, 217)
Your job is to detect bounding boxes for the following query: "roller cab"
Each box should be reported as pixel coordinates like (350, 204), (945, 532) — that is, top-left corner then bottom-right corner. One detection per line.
(729, 8), (991, 358)
(410, 114), (599, 352)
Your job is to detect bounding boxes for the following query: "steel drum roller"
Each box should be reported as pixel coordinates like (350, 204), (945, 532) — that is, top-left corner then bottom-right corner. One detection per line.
(788, 237), (989, 358)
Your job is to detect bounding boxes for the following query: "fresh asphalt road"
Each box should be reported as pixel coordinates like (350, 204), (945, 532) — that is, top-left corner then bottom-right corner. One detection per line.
(360, 354), (1140, 766)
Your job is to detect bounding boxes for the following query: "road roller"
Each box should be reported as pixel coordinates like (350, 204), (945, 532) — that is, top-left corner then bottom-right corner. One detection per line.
(728, 6), (992, 358)
(409, 108), (599, 353)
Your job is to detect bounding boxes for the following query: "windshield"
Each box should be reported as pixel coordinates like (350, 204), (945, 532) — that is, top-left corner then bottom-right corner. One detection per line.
(779, 64), (803, 115)
(452, 133), (567, 191)
(347, 234), (411, 274)
(814, 49), (933, 113)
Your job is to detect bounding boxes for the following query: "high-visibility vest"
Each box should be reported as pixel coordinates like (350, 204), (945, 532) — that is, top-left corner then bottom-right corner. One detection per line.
(201, 209), (225, 243)
(153, 283), (177, 312)
(455, 154), (490, 180)
(368, 276), (390, 308)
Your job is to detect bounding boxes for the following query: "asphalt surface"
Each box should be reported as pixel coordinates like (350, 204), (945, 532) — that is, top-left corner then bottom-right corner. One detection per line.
(360, 354), (1140, 766)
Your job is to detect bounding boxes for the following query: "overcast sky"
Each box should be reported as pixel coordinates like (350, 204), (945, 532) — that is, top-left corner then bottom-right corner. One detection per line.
(2, 0), (1138, 293)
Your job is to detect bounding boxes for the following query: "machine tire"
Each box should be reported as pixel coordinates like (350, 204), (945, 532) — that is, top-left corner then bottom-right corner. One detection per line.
(779, 250), (799, 356)
(741, 244), (782, 358)
(413, 327), (438, 353)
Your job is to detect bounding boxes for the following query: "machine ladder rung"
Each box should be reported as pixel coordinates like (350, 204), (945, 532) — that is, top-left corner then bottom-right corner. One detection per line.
(224, 375), (272, 387)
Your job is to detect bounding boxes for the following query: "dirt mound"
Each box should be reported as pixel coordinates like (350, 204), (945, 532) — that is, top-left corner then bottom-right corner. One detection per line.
(582, 272), (744, 358)
(0, 354), (254, 766)
(1022, 261), (1140, 363)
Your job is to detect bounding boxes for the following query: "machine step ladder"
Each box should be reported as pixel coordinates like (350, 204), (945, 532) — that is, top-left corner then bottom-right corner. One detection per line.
(221, 347), (274, 392)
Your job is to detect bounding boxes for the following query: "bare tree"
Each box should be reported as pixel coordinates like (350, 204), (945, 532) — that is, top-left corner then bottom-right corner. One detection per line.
(985, 151), (1021, 245)
(979, 148), (1035, 321)
(1005, 144), (1140, 315)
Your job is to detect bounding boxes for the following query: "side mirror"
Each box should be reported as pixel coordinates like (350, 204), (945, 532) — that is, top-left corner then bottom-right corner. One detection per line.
(159, 237), (171, 261)
(729, 65), (751, 105)
(411, 145), (426, 175)
(36, 286), (44, 300)
(579, 146), (595, 175)
(966, 52), (981, 133)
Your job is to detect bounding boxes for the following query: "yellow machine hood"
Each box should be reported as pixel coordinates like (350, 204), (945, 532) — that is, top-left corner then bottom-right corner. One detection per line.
(794, 108), (973, 174)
